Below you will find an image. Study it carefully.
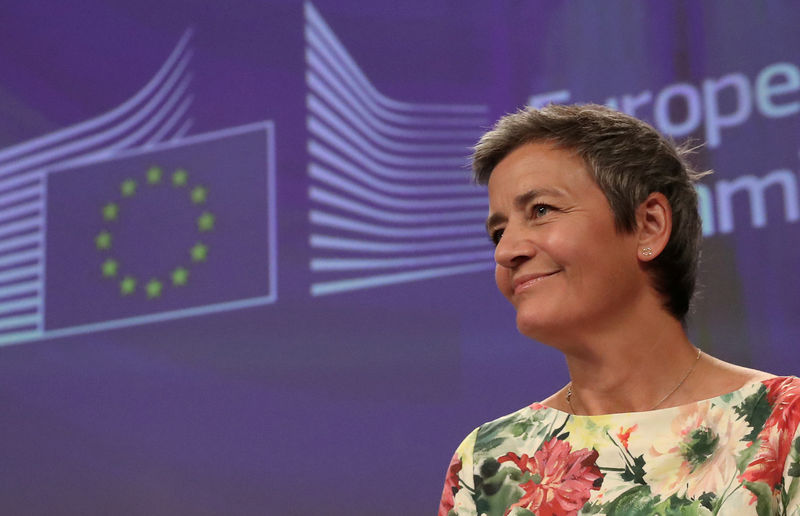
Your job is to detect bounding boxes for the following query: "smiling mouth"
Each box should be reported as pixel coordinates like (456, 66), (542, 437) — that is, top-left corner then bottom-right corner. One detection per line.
(513, 271), (560, 295)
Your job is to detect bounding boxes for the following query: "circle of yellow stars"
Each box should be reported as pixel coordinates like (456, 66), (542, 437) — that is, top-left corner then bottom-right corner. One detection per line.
(94, 165), (214, 299)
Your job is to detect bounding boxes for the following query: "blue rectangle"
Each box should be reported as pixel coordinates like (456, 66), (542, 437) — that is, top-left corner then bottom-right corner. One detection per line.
(43, 123), (276, 334)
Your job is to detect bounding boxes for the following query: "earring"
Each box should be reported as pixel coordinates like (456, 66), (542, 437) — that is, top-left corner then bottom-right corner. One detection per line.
(641, 247), (654, 257)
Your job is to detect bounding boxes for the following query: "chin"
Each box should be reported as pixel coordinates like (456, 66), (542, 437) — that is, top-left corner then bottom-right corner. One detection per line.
(515, 312), (559, 343)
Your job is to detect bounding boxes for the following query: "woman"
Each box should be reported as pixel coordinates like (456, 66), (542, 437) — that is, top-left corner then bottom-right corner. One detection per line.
(439, 105), (800, 515)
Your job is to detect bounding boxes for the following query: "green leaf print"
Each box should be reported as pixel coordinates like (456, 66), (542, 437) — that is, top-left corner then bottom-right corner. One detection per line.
(680, 427), (720, 471)
(787, 476), (799, 512)
(734, 384), (770, 441)
(545, 415), (570, 442)
(620, 453), (647, 485)
(743, 480), (778, 516)
(579, 500), (604, 514)
(601, 485), (659, 514)
(736, 437), (760, 473)
(475, 457), (505, 496)
(697, 492), (716, 511)
(790, 436), (800, 478)
(652, 496), (712, 515)
(475, 480), (526, 516)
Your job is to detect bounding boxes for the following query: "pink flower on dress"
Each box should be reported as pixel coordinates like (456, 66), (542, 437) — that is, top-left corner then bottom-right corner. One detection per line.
(438, 452), (463, 516)
(647, 400), (750, 499)
(498, 437), (602, 516)
(740, 377), (800, 491)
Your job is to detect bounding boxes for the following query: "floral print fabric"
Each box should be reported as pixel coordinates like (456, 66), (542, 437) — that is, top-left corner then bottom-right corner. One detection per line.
(439, 376), (800, 515)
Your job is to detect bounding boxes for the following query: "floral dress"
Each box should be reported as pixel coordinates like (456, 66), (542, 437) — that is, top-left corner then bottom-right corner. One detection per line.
(439, 376), (800, 515)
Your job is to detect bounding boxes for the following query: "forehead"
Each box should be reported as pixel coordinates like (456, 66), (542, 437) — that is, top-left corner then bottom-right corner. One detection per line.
(487, 142), (596, 205)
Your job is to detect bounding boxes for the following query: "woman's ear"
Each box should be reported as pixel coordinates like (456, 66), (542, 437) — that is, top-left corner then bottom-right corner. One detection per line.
(636, 192), (672, 262)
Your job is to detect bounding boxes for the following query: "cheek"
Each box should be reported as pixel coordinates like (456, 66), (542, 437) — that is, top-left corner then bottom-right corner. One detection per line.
(538, 232), (577, 266)
(495, 264), (512, 298)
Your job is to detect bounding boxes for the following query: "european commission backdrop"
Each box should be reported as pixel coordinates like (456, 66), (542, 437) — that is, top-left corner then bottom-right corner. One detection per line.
(1, 1), (798, 514)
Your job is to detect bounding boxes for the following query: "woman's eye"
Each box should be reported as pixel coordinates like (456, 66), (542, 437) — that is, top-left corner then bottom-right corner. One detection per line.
(490, 228), (504, 246)
(532, 204), (552, 218)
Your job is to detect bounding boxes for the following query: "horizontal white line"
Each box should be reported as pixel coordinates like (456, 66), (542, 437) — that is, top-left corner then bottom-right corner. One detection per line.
(0, 175), (41, 198)
(310, 164), (486, 209)
(310, 234), (491, 254)
(0, 313), (38, 331)
(309, 116), (468, 167)
(0, 218), (41, 239)
(0, 328), (41, 346)
(309, 186), (485, 224)
(0, 280), (41, 299)
(307, 71), (484, 140)
(0, 249), (41, 268)
(0, 200), (41, 225)
(309, 146), (477, 194)
(0, 232), (42, 254)
(46, 122), (275, 175)
(311, 250), (494, 271)
(310, 210), (484, 238)
(33, 295), (277, 345)
(0, 265), (39, 284)
(310, 260), (494, 296)
(0, 297), (39, 316)
(309, 139), (470, 181)
(0, 185), (42, 211)
(308, 95), (473, 153)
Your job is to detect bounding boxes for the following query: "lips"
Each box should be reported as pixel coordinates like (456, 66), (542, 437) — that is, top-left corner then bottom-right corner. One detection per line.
(512, 271), (560, 295)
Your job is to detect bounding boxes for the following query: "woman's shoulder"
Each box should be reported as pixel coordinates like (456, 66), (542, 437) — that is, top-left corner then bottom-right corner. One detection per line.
(702, 357), (776, 389)
(474, 401), (560, 433)
(667, 355), (786, 409)
(462, 402), (563, 451)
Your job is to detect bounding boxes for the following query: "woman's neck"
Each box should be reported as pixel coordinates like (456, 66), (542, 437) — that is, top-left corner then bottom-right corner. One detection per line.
(563, 315), (698, 415)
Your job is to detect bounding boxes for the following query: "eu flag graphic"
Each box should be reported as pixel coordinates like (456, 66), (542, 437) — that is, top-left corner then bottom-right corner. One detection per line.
(42, 123), (276, 338)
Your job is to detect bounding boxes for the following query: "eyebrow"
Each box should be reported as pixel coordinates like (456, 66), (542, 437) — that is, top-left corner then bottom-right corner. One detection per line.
(484, 187), (567, 233)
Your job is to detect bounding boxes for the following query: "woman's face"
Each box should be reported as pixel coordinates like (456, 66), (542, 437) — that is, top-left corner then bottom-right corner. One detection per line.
(487, 142), (645, 343)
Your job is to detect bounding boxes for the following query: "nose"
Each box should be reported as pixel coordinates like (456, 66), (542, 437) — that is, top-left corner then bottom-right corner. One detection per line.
(494, 223), (535, 269)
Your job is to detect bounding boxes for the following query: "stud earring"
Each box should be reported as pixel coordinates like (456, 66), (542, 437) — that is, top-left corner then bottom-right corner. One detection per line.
(641, 247), (654, 257)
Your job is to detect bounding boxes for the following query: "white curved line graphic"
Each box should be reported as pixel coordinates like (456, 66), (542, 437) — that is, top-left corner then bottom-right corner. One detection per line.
(0, 29), (193, 164)
(307, 69), (483, 140)
(304, 3), (486, 115)
(1, 53), (192, 178)
(308, 95), (472, 154)
(307, 30), (485, 126)
(309, 117), (467, 168)
(307, 4), (493, 296)
(146, 95), (194, 146)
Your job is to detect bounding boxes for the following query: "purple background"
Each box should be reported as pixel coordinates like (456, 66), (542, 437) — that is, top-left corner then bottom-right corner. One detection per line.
(1, 1), (799, 514)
